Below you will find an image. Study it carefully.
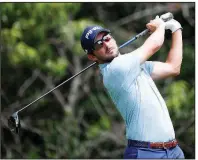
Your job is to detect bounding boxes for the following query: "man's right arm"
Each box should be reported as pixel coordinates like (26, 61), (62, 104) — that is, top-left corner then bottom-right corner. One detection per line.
(134, 18), (165, 65)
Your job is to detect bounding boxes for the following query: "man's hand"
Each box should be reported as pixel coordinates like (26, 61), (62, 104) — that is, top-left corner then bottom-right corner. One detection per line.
(146, 16), (165, 33)
(164, 19), (182, 33)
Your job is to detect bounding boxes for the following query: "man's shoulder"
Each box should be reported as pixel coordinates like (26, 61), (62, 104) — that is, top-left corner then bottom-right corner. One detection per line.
(99, 56), (122, 71)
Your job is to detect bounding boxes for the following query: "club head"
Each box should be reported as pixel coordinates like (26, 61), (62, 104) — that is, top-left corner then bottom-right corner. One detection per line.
(8, 112), (21, 134)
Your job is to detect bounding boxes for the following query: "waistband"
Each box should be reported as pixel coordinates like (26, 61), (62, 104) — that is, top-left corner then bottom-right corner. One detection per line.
(127, 139), (178, 149)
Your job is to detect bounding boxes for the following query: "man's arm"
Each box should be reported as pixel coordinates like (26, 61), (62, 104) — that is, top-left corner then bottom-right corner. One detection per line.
(151, 20), (183, 80)
(132, 16), (165, 65)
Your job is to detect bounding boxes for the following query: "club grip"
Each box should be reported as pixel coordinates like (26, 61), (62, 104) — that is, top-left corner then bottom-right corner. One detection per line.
(160, 12), (174, 22)
(135, 13), (174, 39)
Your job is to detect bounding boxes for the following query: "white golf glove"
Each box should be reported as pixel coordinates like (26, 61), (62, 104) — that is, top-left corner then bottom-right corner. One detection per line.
(155, 15), (165, 26)
(164, 19), (182, 33)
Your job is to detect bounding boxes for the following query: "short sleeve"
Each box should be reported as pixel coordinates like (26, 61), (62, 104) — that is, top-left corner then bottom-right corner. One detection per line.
(141, 61), (154, 75)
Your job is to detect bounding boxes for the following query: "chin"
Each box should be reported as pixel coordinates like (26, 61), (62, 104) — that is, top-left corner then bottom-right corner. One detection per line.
(100, 51), (119, 63)
(112, 50), (119, 57)
(105, 54), (118, 62)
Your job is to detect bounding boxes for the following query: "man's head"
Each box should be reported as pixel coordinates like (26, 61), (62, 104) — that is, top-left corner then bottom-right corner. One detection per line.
(81, 25), (119, 64)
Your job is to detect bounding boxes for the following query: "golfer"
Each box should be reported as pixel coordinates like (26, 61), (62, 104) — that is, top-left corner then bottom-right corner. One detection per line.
(80, 16), (184, 159)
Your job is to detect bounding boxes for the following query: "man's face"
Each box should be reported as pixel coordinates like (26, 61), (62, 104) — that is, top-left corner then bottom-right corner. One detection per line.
(88, 32), (119, 63)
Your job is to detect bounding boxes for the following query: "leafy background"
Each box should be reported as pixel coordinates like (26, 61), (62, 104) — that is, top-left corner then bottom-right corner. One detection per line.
(1, 2), (195, 159)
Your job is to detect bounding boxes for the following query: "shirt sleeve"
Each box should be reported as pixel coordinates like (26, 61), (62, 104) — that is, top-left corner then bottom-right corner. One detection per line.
(141, 61), (154, 75)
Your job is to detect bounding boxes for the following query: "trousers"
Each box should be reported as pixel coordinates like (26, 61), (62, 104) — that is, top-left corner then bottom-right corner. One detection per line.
(124, 145), (185, 159)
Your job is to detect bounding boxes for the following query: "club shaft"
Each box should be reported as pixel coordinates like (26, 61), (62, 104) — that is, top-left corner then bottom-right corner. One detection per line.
(17, 29), (151, 113)
(119, 29), (149, 48)
(17, 62), (97, 113)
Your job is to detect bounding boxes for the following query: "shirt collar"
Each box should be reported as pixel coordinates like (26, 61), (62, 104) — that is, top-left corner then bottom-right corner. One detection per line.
(99, 63), (108, 70)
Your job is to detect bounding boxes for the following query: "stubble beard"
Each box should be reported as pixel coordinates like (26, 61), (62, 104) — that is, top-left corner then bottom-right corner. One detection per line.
(100, 50), (120, 63)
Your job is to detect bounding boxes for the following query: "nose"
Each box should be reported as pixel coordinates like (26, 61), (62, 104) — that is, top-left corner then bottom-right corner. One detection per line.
(102, 40), (110, 48)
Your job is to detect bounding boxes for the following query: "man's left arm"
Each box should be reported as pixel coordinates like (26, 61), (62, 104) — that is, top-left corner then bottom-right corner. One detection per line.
(151, 20), (183, 80)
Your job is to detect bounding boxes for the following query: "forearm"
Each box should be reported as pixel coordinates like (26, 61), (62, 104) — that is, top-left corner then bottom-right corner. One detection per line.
(137, 17), (165, 64)
(165, 29), (183, 73)
(144, 25), (165, 53)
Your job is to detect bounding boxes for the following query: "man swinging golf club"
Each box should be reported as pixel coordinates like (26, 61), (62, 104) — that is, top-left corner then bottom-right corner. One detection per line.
(7, 13), (172, 134)
(80, 15), (184, 158)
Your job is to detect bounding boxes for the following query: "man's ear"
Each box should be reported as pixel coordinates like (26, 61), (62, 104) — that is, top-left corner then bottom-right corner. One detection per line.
(87, 53), (98, 62)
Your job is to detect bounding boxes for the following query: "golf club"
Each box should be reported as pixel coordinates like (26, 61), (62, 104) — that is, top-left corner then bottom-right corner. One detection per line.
(8, 12), (173, 134)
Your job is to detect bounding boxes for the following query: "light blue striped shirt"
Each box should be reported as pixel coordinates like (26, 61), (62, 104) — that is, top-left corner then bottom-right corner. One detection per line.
(99, 53), (175, 142)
